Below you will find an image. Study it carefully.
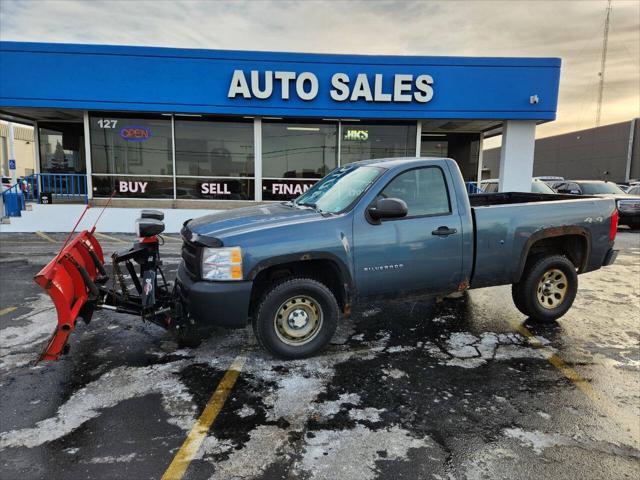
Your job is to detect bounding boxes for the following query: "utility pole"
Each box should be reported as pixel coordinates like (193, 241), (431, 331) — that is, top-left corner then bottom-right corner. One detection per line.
(596, 0), (612, 127)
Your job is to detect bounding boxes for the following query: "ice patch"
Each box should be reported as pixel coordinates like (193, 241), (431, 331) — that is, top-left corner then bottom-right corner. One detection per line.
(504, 427), (572, 454)
(0, 361), (195, 449)
(0, 294), (58, 369)
(87, 453), (136, 464)
(361, 308), (382, 318)
(431, 331), (555, 369)
(298, 425), (430, 480)
(382, 368), (407, 379)
(349, 407), (384, 423)
(236, 405), (256, 418)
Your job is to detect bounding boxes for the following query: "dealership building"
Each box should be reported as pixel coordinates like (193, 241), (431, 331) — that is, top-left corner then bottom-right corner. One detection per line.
(0, 42), (561, 206)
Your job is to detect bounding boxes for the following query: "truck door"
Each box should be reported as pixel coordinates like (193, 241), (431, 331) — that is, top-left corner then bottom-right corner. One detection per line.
(353, 165), (463, 297)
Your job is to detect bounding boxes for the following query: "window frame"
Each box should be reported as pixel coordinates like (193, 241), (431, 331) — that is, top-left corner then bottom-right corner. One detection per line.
(369, 165), (453, 221)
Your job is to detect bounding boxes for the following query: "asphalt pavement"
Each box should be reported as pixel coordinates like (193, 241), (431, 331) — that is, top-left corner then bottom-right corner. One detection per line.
(0, 230), (638, 480)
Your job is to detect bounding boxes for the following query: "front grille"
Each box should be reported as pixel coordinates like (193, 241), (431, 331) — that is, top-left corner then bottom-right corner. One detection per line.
(181, 228), (200, 279)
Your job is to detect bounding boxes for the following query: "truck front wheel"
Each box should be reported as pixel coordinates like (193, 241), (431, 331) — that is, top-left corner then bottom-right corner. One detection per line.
(252, 278), (339, 359)
(512, 255), (578, 323)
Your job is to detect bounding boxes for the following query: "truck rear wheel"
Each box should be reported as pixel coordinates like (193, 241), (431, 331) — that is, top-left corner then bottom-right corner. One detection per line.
(512, 255), (578, 323)
(252, 278), (339, 359)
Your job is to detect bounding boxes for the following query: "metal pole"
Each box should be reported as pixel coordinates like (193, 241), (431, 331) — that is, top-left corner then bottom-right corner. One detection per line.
(476, 134), (484, 185)
(171, 115), (177, 200)
(83, 112), (94, 200)
(415, 121), (422, 157)
(254, 117), (262, 201)
(8, 122), (17, 184)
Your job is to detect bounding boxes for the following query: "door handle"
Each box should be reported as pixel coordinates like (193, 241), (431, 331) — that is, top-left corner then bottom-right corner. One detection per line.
(432, 226), (457, 236)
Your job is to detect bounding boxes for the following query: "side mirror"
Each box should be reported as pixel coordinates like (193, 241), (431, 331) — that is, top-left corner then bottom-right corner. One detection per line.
(368, 197), (408, 221)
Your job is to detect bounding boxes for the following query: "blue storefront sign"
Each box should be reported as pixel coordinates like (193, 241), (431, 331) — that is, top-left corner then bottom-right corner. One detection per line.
(0, 42), (560, 120)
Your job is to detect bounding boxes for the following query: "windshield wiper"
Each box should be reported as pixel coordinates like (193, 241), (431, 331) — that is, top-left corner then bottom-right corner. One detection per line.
(295, 201), (333, 215)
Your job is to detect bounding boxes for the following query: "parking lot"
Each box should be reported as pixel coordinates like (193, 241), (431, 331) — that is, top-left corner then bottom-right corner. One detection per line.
(0, 230), (638, 480)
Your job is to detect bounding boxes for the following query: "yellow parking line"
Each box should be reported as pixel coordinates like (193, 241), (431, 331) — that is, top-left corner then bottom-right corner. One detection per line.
(0, 306), (17, 316)
(94, 232), (128, 244)
(513, 321), (640, 444)
(161, 354), (246, 480)
(35, 231), (57, 243)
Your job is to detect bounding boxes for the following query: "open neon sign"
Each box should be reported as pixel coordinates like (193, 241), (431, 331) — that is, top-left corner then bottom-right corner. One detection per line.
(119, 126), (151, 142)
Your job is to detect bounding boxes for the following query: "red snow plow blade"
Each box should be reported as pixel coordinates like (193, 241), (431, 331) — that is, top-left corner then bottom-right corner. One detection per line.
(34, 230), (105, 361)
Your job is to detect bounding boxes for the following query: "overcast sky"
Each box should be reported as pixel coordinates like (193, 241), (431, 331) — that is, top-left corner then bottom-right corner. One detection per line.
(1, 0), (638, 147)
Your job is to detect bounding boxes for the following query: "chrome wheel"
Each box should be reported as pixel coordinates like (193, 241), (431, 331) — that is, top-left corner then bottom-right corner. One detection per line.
(537, 269), (568, 309)
(274, 295), (323, 346)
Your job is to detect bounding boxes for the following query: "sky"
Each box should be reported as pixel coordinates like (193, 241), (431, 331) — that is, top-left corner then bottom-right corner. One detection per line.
(0, 0), (638, 147)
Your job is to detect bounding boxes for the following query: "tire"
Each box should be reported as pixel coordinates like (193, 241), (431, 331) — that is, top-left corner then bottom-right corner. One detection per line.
(510, 283), (530, 317)
(252, 278), (339, 359)
(512, 255), (578, 323)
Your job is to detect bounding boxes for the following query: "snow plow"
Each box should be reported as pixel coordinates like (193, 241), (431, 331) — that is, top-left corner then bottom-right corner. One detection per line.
(34, 208), (191, 361)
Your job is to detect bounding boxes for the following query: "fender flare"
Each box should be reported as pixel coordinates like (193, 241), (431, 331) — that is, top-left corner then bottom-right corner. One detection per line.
(514, 226), (592, 282)
(246, 252), (355, 298)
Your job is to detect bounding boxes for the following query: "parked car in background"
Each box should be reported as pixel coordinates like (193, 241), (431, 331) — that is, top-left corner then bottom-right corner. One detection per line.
(554, 180), (640, 229)
(481, 178), (555, 194)
(628, 185), (640, 196)
(535, 176), (564, 183)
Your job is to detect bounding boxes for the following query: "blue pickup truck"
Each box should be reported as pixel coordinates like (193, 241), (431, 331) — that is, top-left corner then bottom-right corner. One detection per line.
(174, 158), (619, 359)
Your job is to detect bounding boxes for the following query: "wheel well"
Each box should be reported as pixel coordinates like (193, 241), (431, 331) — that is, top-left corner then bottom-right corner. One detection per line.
(249, 259), (349, 318)
(524, 234), (588, 274)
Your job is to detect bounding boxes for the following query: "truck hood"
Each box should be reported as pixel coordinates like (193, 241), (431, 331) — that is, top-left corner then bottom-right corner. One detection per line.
(186, 203), (323, 238)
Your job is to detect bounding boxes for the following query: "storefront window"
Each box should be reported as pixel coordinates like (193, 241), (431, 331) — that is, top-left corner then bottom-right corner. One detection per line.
(90, 114), (173, 175)
(39, 122), (86, 173)
(92, 175), (174, 199)
(340, 123), (416, 164)
(175, 117), (254, 177)
(262, 121), (338, 179)
(175, 177), (254, 200)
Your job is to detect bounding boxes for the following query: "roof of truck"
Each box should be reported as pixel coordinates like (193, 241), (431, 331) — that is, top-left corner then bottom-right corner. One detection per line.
(349, 157), (452, 168)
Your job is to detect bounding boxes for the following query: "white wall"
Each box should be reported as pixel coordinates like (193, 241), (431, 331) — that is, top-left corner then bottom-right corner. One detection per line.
(498, 120), (536, 192)
(0, 205), (220, 233)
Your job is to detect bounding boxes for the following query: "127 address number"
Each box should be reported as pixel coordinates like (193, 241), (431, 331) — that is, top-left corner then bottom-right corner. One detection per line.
(97, 119), (118, 129)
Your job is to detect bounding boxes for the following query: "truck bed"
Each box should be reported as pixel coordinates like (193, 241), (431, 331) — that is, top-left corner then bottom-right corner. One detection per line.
(468, 194), (615, 289)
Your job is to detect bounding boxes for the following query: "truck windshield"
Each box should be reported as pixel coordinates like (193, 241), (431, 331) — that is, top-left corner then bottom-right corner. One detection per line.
(579, 182), (625, 195)
(294, 165), (383, 213)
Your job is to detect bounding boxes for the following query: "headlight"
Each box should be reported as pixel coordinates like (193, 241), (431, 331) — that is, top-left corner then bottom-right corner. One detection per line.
(201, 247), (243, 281)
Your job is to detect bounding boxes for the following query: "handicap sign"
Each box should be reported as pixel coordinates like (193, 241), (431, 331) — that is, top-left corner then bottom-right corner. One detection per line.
(8, 159), (16, 170)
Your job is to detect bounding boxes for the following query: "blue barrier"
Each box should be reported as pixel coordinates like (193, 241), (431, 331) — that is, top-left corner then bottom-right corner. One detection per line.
(465, 182), (484, 194)
(1, 183), (25, 217)
(24, 173), (88, 203)
(2, 173), (87, 217)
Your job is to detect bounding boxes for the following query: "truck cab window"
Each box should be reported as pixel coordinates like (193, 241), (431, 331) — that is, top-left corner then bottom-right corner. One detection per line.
(380, 167), (451, 217)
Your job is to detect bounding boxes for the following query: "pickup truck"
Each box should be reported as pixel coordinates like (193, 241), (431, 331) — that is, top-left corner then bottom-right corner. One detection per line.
(177, 158), (619, 359)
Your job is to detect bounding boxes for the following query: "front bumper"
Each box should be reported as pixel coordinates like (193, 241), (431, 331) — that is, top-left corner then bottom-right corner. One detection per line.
(176, 263), (253, 328)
